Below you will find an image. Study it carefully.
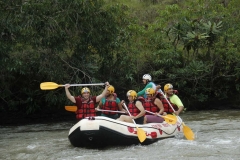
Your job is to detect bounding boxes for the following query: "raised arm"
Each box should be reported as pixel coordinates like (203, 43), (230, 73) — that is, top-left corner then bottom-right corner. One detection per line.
(137, 83), (153, 96)
(96, 82), (110, 102)
(65, 84), (76, 103)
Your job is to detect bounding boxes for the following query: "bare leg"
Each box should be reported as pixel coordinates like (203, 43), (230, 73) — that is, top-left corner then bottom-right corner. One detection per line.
(117, 115), (133, 123)
(143, 116), (147, 124)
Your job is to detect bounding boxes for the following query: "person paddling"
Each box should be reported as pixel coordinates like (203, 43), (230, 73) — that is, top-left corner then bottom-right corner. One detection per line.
(162, 83), (184, 116)
(142, 88), (165, 123)
(117, 90), (145, 124)
(96, 85), (124, 119)
(65, 82), (110, 120)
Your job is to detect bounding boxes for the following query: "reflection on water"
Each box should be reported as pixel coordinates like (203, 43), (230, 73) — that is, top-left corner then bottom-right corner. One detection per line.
(0, 110), (240, 160)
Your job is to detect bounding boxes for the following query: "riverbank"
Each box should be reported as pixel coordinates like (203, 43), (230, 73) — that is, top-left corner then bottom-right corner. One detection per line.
(1, 103), (239, 126)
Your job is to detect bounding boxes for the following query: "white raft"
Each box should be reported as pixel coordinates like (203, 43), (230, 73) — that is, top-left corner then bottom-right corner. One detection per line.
(68, 116), (183, 148)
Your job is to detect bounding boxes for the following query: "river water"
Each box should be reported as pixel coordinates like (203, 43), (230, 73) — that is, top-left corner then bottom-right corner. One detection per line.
(0, 110), (240, 160)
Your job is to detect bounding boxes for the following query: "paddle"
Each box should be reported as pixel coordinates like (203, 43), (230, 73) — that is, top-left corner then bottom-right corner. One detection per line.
(145, 110), (177, 125)
(123, 103), (146, 143)
(65, 106), (126, 114)
(96, 108), (126, 114)
(158, 89), (195, 140)
(65, 106), (77, 112)
(40, 82), (105, 90)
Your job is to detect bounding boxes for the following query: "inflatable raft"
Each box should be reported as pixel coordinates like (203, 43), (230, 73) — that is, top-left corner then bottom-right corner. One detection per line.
(68, 116), (183, 148)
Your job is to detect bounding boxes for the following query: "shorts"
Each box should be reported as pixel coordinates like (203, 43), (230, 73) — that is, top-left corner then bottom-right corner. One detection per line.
(145, 115), (164, 123)
(134, 116), (144, 124)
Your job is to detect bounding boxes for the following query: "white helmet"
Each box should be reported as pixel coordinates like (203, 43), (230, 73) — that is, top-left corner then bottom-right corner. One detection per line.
(142, 74), (152, 81)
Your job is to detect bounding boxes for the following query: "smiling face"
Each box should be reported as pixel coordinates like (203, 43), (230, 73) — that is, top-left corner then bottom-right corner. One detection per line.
(81, 87), (91, 99)
(164, 84), (174, 96)
(82, 92), (90, 99)
(166, 88), (174, 95)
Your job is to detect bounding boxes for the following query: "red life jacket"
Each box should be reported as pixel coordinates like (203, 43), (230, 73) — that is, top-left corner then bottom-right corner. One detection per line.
(161, 97), (178, 114)
(154, 92), (163, 99)
(102, 95), (118, 115)
(75, 96), (96, 120)
(141, 97), (159, 114)
(128, 101), (140, 116)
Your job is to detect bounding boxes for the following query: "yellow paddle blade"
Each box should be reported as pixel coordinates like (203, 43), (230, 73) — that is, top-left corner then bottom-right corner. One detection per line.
(40, 82), (62, 90)
(162, 114), (177, 124)
(183, 123), (195, 140)
(65, 106), (77, 112)
(136, 127), (146, 143)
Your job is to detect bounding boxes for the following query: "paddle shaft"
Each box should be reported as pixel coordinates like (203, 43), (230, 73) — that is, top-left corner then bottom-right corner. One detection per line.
(123, 103), (146, 142)
(159, 89), (195, 140)
(145, 110), (167, 119)
(40, 82), (105, 90)
(65, 106), (125, 114)
(63, 83), (105, 87)
(97, 109), (125, 114)
(158, 89), (177, 112)
(123, 103), (137, 125)
(123, 103), (147, 142)
(145, 110), (162, 117)
(145, 110), (177, 123)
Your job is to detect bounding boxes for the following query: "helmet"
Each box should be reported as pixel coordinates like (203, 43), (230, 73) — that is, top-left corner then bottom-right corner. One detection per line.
(142, 74), (152, 81)
(107, 85), (115, 94)
(145, 88), (155, 96)
(126, 90), (137, 99)
(164, 83), (173, 92)
(81, 87), (90, 94)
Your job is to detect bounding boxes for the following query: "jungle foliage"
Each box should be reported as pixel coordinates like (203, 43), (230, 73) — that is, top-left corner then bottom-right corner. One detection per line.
(0, 0), (240, 115)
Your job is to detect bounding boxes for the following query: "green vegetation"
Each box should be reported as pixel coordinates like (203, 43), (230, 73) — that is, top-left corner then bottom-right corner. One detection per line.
(1, 0), (240, 115)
